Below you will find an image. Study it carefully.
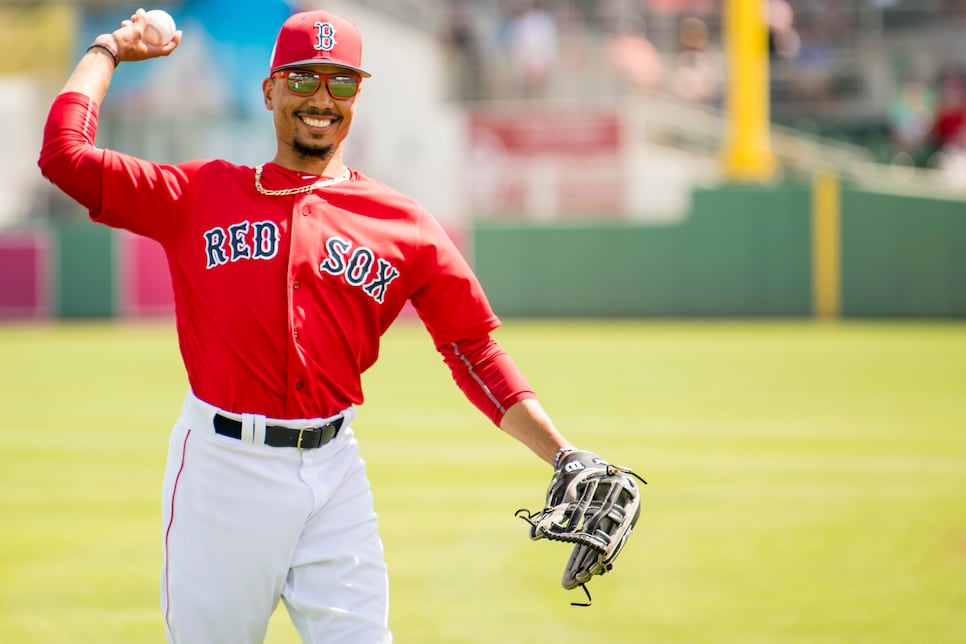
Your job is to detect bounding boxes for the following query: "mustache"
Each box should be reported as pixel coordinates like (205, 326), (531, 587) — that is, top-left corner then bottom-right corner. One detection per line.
(298, 109), (340, 119)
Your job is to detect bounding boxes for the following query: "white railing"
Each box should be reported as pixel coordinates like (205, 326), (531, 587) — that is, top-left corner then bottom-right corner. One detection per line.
(626, 91), (966, 200)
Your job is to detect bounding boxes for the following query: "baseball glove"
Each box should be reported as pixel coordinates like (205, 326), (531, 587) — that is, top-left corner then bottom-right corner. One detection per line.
(516, 450), (646, 606)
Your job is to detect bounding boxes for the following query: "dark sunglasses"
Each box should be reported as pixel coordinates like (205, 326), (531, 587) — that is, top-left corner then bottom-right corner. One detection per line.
(271, 70), (361, 99)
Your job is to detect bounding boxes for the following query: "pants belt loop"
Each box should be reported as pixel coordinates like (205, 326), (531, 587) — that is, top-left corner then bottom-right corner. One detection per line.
(240, 413), (255, 445)
(341, 406), (357, 428)
(251, 415), (267, 447)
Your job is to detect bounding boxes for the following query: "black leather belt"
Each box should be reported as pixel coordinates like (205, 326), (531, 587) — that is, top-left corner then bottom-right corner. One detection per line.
(213, 413), (343, 450)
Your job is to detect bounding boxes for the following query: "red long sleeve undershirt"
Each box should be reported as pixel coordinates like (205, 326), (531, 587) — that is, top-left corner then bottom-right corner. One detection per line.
(37, 92), (105, 213)
(439, 335), (536, 426)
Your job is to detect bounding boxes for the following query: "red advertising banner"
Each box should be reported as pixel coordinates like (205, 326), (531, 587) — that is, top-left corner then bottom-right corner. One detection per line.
(466, 109), (624, 217)
(0, 231), (50, 319)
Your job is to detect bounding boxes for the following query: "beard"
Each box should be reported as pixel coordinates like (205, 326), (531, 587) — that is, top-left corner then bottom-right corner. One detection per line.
(292, 138), (335, 162)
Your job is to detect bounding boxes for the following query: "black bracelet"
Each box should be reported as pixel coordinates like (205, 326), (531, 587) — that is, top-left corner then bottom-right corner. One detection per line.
(87, 41), (119, 68)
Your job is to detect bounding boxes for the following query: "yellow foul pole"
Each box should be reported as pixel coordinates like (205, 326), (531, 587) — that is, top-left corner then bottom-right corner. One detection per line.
(723, 0), (775, 180)
(811, 172), (841, 319)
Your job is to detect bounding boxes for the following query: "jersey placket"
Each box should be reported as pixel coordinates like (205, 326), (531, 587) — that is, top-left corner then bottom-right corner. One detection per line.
(285, 194), (324, 415)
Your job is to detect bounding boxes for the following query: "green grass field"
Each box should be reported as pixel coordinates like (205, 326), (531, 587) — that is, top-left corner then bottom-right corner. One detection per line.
(1, 320), (964, 643)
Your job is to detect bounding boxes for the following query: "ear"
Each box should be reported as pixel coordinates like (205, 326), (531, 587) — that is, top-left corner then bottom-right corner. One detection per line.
(262, 77), (274, 111)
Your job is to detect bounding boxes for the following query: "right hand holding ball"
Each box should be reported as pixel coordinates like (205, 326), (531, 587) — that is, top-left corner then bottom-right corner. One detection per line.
(143, 9), (177, 46)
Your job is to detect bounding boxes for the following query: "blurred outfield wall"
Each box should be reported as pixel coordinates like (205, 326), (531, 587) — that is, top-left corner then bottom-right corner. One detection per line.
(471, 181), (966, 319)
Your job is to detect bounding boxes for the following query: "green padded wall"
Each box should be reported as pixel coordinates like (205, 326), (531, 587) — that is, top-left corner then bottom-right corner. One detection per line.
(473, 184), (813, 317)
(840, 189), (966, 317)
(52, 221), (115, 318)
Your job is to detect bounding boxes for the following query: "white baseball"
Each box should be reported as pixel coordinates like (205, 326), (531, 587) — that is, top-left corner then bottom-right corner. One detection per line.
(144, 9), (176, 45)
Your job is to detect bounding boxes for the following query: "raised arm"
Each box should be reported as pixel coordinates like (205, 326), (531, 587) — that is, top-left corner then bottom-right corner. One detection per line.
(61, 8), (182, 103)
(39, 9), (184, 217)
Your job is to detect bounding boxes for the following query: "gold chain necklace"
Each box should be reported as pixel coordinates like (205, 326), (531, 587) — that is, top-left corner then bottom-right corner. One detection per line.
(254, 164), (351, 196)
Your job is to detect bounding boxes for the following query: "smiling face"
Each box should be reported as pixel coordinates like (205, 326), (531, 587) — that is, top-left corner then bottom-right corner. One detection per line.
(263, 64), (361, 174)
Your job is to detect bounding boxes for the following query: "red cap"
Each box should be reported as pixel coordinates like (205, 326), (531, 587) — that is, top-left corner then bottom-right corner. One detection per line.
(269, 11), (371, 78)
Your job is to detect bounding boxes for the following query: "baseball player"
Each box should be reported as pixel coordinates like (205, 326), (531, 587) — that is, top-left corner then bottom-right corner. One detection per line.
(38, 8), (633, 643)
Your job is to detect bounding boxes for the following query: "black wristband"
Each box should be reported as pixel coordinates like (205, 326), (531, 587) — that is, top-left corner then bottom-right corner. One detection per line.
(87, 41), (119, 68)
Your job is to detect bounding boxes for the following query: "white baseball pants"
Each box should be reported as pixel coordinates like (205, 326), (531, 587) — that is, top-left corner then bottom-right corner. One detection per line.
(161, 391), (391, 643)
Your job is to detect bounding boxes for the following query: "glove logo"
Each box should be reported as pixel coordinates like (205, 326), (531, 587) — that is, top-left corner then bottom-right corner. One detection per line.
(563, 461), (585, 473)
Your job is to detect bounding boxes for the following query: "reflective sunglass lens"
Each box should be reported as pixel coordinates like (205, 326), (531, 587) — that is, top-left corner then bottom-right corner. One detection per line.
(327, 76), (359, 98)
(287, 72), (320, 96)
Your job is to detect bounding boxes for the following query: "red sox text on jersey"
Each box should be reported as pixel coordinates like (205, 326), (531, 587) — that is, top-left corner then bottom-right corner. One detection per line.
(204, 223), (401, 304)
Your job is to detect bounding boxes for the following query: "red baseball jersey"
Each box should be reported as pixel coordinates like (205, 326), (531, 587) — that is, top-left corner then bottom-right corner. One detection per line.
(41, 93), (505, 419)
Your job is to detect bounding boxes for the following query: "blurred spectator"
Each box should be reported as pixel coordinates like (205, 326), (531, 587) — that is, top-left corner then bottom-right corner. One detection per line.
(768, 0), (800, 59)
(934, 124), (966, 191)
(609, 15), (662, 92)
(785, 14), (834, 104)
(886, 68), (937, 166)
(668, 16), (722, 105)
(928, 64), (966, 160)
(443, 0), (484, 100)
(501, 0), (559, 97)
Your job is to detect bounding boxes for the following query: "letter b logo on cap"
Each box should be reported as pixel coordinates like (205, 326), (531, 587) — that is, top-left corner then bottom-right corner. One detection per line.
(314, 21), (337, 52)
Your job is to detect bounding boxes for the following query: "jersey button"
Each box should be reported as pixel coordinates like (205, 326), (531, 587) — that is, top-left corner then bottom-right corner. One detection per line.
(301, 206), (311, 216)
(294, 330), (300, 339)
(295, 381), (304, 391)
(293, 281), (300, 289)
